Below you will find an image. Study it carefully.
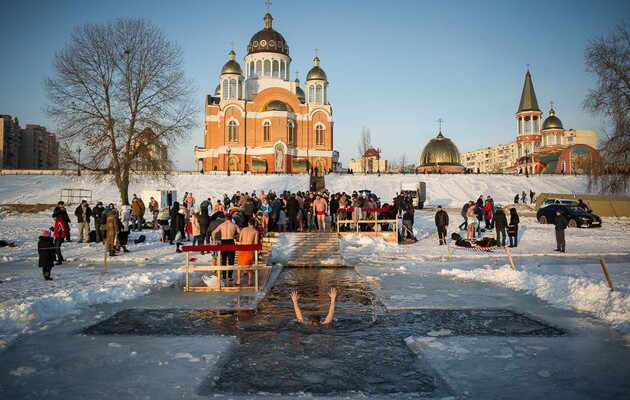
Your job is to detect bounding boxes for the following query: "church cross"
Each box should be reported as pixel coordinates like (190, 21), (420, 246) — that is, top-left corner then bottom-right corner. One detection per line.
(526, 62), (530, 71)
(266, 0), (272, 13)
(550, 100), (554, 110)
(295, 70), (300, 80)
(230, 41), (235, 51)
(437, 118), (444, 133)
(314, 48), (319, 57)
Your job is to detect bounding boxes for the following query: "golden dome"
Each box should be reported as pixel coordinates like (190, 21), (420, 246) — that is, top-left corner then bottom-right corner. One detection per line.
(306, 57), (327, 81)
(247, 13), (289, 56)
(542, 108), (564, 130)
(418, 132), (463, 166)
(221, 50), (243, 75)
(265, 100), (293, 112)
(295, 79), (305, 103)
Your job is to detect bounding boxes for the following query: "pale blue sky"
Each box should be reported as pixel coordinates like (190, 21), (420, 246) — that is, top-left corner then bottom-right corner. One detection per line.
(1, 0), (627, 170)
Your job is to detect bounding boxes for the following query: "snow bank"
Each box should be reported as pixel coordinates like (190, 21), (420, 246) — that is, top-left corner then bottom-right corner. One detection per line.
(440, 266), (630, 332)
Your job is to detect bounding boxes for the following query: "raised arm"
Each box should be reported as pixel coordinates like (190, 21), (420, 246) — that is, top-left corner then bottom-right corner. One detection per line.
(290, 290), (304, 323)
(323, 287), (337, 324)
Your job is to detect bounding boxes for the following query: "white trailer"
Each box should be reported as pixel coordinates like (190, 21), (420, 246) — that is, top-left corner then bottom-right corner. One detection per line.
(400, 182), (426, 209)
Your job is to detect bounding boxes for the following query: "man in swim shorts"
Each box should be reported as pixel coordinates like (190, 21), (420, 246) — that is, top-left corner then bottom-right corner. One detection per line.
(236, 219), (258, 286)
(313, 194), (328, 232)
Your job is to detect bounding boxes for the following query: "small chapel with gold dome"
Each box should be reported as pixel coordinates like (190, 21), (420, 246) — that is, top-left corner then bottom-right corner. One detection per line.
(194, 10), (337, 174)
(416, 128), (465, 174)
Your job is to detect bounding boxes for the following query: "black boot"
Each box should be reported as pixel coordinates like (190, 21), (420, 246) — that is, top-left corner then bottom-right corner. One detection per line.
(123, 246), (130, 253)
(176, 244), (182, 253)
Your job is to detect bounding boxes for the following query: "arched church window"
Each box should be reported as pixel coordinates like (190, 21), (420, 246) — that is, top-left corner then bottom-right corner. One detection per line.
(222, 80), (228, 100)
(264, 60), (271, 77)
(256, 60), (262, 77)
(229, 79), (236, 99)
(287, 120), (296, 144)
(238, 80), (243, 100)
(308, 86), (314, 103)
(316, 125), (324, 146)
(263, 121), (271, 142)
(524, 116), (531, 133)
(316, 85), (323, 104)
(533, 116), (539, 133)
(228, 120), (238, 142)
(249, 61), (255, 78)
(280, 61), (286, 80)
(272, 60), (279, 77)
(534, 142), (540, 153)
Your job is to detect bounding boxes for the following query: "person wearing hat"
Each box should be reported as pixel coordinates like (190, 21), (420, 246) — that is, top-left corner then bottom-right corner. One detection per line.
(434, 205), (449, 245)
(74, 199), (91, 243)
(38, 229), (56, 280)
(493, 206), (508, 247)
(554, 209), (568, 253)
(53, 201), (72, 242)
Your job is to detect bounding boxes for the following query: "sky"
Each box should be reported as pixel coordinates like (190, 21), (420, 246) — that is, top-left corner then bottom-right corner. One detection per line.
(0, 0), (628, 170)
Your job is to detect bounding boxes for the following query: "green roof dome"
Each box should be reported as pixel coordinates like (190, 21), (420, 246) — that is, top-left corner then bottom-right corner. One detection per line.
(221, 50), (243, 75)
(265, 100), (293, 112)
(247, 13), (289, 56)
(295, 79), (305, 103)
(542, 108), (564, 130)
(214, 84), (221, 96)
(306, 57), (327, 81)
(418, 132), (463, 167)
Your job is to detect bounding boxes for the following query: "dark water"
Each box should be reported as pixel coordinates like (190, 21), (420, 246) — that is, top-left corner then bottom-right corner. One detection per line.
(85, 268), (563, 397)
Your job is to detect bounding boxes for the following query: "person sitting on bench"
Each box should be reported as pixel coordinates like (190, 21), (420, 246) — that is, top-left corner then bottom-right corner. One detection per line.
(290, 288), (337, 326)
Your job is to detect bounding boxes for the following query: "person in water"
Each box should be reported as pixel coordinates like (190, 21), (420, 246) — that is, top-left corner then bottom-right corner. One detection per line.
(290, 288), (337, 326)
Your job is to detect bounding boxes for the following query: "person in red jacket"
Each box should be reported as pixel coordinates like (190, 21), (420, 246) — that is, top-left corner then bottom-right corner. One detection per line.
(483, 199), (494, 230)
(53, 214), (67, 265)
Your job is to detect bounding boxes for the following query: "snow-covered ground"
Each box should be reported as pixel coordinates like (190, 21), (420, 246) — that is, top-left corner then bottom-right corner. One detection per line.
(0, 172), (629, 348)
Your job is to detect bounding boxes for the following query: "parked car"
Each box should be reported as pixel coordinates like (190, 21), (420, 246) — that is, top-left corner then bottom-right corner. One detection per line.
(540, 198), (579, 208)
(536, 204), (602, 228)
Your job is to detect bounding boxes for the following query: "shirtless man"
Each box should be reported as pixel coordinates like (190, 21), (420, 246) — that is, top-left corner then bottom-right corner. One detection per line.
(290, 288), (337, 326)
(313, 195), (328, 232)
(211, 213), (241, 281)
(236, 219), (259, 286)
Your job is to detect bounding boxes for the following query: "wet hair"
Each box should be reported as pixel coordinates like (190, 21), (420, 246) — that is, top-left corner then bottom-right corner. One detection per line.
(309, 315), (322, 326)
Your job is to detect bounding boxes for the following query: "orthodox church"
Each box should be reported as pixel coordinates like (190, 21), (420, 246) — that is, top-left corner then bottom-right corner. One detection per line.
(194, 11), (337, 175)
(461, 68), (602, 174)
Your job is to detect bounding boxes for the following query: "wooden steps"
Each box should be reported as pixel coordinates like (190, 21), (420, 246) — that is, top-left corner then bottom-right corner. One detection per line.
(284, 232), (346, 267)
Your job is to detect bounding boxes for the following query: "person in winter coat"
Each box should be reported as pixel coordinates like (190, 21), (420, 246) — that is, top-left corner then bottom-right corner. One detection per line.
(286, 193), (299, 232)
(459, 201), (471, 230)
(198, 204), (210, 248)
(74, 200), (91, 242)
(434, 205), (449, 245)
(483, 200), (493, 230)
(53, 213), (67, 264)
(508, 207), (520, 247)
(191, 209), (201, 245)
(131, 196), (146, 231)
(474, 203), (484, 238)
(38, 229), (56, 280)
(169, 201), (182, 245)
(554, 210), (568, 253)
(105, 209), (119, 256)
(402, 206), (417, 241)
(53, 201), (72, 242)
(493, 206), (508, 247)
(92, 202), (106, 243)
(148, 197), (159, 230)
(173, 207), (186, 253)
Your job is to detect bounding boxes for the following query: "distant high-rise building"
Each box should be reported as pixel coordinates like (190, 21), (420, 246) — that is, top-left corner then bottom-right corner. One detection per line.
(1, 115), (59, 170)
(1, 115), (22, 169)
(20, 124), (59, 169)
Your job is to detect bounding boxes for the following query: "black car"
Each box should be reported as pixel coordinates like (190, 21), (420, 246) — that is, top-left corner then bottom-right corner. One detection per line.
(536, 204), (602, 228)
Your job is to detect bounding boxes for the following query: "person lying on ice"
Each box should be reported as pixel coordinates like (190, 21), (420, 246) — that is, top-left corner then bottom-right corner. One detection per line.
(290, 288), (337, 326)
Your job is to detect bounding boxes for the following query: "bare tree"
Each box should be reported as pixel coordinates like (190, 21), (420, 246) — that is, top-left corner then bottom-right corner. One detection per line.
(357, 126), (372, 173)
(44, 18), (196, 204)
(583, 21), (630, 194)
(399, 154), (408, 174)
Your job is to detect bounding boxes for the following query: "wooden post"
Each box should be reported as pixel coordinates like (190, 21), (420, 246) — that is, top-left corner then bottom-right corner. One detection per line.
(185, 251), (189, 292)
(505, 246), (516, 270)
(599, 258), (615, 291)
(446, 241), (453, 259)
(103, 243), (108, 274)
